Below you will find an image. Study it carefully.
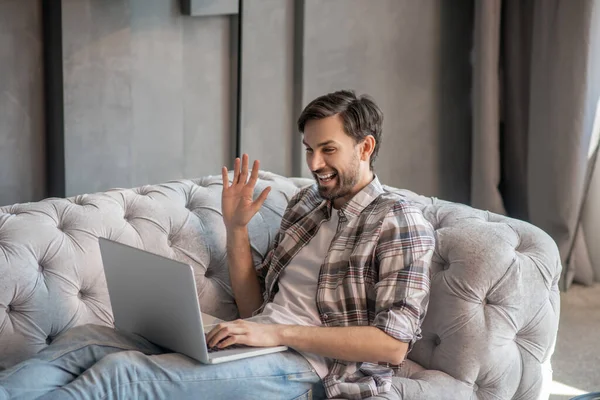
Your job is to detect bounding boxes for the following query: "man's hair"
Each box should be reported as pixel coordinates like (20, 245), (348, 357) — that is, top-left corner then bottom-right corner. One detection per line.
(297, 90), (383, 170)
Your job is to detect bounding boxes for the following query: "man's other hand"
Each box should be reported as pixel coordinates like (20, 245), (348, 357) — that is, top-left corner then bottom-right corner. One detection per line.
(206, 319), (282, 349)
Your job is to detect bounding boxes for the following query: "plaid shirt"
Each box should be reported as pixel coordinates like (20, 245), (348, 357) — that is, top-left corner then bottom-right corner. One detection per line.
(254, 176), (435, 399)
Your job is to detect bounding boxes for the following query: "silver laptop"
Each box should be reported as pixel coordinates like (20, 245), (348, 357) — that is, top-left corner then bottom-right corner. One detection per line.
(98, 237), (288, 364)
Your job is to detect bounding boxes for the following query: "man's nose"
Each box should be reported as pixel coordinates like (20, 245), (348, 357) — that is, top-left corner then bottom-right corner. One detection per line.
(307, 153), (325, 172)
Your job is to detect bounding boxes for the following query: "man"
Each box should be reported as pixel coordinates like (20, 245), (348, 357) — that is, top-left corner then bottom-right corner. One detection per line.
(0, 90), (435, 400)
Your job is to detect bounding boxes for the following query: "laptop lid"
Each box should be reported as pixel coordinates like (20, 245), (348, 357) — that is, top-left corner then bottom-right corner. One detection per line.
(99, 237), (209, 363)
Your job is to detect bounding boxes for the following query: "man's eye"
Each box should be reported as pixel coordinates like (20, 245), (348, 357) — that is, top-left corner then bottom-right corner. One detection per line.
(305, 148), (313, 153)
(324, 148), (335, 153)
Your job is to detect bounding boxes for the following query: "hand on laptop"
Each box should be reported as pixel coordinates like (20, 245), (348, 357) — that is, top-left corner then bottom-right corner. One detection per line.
(206, 319), (282, 349)
(222, 154), (271, 231)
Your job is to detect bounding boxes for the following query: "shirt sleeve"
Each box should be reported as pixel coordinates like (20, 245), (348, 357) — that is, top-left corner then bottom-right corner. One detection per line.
(372, 201), (436, 351)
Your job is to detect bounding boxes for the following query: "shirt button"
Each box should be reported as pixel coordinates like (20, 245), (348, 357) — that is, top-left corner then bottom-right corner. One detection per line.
(322, 313), (329, 320)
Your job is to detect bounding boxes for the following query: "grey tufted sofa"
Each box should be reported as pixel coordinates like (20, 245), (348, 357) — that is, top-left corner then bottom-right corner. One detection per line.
(0, 172), (561, 399)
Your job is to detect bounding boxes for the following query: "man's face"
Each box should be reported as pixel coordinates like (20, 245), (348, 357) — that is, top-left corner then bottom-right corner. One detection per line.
(303, 115), (371, 206)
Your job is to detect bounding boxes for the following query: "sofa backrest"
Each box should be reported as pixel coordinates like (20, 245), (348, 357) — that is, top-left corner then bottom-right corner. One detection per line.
(0, 172), (304, 369)
(0, 172), (561, 398)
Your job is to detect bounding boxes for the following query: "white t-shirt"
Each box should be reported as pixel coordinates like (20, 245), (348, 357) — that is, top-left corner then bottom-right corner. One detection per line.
(247, 210), (340, 378)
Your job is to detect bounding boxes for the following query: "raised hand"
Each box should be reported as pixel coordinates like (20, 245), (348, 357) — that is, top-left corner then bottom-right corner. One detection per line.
(221, 154), (271, 231)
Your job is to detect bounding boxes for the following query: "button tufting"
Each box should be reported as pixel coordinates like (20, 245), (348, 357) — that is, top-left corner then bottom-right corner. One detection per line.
(434, 335), (441, 346)
(514, 330), (522, 341)
(6, 304), (13, 313)
(514, 241), (527, 254)
(46, 336), (53, 345)
(167, 239), (172, 247)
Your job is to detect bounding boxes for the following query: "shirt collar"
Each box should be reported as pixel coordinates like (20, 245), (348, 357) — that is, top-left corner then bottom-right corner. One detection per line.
(318, 175), (384, 221)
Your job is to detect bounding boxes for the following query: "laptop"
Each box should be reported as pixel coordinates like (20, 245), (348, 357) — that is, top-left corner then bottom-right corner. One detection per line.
(98, 237), (288, 364)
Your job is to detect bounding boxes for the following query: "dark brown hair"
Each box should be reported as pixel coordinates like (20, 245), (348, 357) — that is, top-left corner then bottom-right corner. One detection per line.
(297, 90), (383, 170)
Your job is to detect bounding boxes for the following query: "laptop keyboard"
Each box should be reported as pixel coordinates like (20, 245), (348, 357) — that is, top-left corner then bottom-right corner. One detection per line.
(207, 344), (246, 353)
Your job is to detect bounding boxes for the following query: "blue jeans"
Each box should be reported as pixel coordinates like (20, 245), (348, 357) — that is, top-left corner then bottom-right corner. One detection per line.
(0, 324), (325, 400)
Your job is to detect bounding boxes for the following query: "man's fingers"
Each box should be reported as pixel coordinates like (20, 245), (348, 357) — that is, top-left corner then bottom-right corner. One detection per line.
(207, 327), (229, 348)
(232, 158), (241, 185)
(240, 154), (249, 184)
(217, 335), (239, 349)
(252, 187), (271, 213)
(206, 323), (245, 347)
(205, 324), (220, 345)
(248, 160), (260, 186)
(206, 322), (229, 344)
(222, 166), (229, 189)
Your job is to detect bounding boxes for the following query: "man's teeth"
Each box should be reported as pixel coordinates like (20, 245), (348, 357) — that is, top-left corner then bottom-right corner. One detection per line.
(318, 173), (336, 180)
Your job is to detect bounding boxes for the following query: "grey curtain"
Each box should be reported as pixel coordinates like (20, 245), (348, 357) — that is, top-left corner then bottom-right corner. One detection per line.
(471, 0), (600, 288)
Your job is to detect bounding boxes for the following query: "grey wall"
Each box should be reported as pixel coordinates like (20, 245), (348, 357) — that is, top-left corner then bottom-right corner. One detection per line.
(1, 0), (473, 205)
(0, 0), (45, 206)
(239, 0), (473, 202)
(239, 0), (295, 177)
(300, 0), (473, 202)
(62, 0), (234, 196)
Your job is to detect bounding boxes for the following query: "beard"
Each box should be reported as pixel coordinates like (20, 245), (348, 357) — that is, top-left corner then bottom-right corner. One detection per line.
(314, 152), (361, 201)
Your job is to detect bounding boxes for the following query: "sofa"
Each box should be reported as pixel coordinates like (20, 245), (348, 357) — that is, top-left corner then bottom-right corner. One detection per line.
(0, 171), (561, 399)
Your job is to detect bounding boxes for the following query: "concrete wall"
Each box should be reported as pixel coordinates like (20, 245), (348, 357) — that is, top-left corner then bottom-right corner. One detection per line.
(243, 0), (473, 202)
(300, 0), (473, 202)
(0, 0), (45, 206)
(0, 0), (473, 205)
(239, 0), (295, 177)
(62, 0), (234, 196)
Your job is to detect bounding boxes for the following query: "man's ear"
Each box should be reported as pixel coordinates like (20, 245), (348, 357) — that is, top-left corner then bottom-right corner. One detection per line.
(360, 135), (376, 162)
